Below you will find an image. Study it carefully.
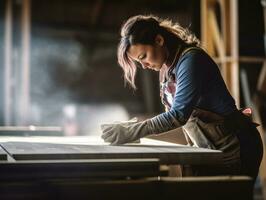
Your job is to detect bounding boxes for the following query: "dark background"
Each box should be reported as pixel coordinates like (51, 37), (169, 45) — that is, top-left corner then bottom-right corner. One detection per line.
(0, 0), (264, 134)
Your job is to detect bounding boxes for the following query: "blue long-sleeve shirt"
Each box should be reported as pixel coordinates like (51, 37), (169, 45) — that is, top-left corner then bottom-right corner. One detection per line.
(149, 48), (237, 134)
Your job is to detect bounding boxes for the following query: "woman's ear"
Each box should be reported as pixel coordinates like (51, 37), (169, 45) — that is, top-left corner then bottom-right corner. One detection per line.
(155, 34), (164, 46)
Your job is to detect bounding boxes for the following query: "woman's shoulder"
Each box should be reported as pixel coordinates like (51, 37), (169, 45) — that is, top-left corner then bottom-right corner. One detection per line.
(173, 46), (212, 75)
(177, 46), (213, 67)
(180, 46), (205, 58)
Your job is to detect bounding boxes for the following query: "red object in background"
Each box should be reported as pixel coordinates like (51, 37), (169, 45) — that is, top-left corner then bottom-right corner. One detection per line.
(242, 108), (252, 117)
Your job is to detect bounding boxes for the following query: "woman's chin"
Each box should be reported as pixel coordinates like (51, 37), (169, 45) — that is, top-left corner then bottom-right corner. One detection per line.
(154, 65), (163, 71)
(150, 67), (160, 71)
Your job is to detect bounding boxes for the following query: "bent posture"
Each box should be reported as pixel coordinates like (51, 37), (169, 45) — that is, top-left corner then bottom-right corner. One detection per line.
(101, 15), (263, 182)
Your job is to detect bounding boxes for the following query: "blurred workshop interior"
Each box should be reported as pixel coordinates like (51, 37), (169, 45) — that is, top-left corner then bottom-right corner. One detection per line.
(0, 0), (266, 199)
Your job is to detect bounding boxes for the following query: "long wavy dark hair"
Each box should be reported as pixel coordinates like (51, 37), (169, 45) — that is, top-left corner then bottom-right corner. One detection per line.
(118, 15), (200, 89)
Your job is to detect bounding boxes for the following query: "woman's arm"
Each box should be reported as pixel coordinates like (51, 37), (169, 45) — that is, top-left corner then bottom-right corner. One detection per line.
(148, 50), (204, 134)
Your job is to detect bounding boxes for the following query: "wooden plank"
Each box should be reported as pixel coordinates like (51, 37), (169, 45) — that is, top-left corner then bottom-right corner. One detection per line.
(0, 141), (222, 165)
(0, 176), (253, 200)
(208, 9), (225, 57)
(229, 0), (240, 107)
(0, 126), (63, 136)
(158, 176), (253, 200)
(4, 0), (13, 125)
(220, 0), (231, 99)
(19, 0), (31, 125)
(201, 0), (208, 48)
(257, 61), (266, 95)
(0, 146), (8, 161)
(220, 0), (239, 106)
(201, 0), (215, 56)
(213, 56), (265, 64)
(0, 158), (160, 181)
(49, 176), (252, 200)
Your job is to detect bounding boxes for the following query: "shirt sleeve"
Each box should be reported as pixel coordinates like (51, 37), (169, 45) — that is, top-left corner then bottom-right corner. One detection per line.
(147, 51), (204, 134)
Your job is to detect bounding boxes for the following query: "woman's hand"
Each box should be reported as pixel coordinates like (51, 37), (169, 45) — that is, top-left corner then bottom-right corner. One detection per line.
(101, 119), (150, 145)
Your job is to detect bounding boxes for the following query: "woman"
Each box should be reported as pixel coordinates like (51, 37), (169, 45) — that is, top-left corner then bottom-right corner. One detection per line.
(101, 15), (263, 182)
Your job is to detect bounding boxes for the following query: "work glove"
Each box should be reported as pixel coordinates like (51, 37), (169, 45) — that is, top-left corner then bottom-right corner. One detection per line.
(108, 117), (138, 125)
(101, 119), (151, 145)
(101, 112), (184, 145)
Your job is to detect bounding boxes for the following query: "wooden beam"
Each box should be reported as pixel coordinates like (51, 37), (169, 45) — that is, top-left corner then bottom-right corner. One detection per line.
(208, 9), (225, 57)
(4, 0), (13, 125)
(239, 56), (265, 63)
(19, 0), (31, 125)
(257, 61), (266, 95)
(212, 56), (265, 64)
(201, 0), (215, 56)
(201, 0), (239, 106)
(229, 0), (239, 107)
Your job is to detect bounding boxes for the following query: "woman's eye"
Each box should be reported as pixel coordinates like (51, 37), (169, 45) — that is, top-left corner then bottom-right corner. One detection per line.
(139, 54), (146, 60)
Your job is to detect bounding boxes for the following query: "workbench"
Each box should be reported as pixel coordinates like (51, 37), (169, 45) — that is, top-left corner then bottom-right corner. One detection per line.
(0, 136), (223, 178)
(0, 136), (253, 200)
(0, 136), (222, 164)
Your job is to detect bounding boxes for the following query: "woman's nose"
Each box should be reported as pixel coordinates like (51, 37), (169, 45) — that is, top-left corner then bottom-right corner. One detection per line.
(140, 61), (149, 69)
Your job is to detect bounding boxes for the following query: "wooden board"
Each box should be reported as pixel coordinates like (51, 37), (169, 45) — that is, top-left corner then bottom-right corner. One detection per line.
(0, 146), (7, 161)
(0, 176), (253, 200)
(0, 141), (222, 165)
(0, 158), (160, 181)
(0, 126), (63, 136)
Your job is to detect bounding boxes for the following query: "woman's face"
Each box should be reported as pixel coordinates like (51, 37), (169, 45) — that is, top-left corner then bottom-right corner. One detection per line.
(127, 35), (167, 71)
